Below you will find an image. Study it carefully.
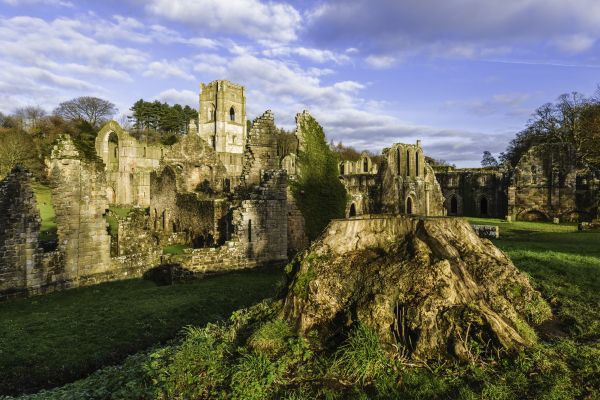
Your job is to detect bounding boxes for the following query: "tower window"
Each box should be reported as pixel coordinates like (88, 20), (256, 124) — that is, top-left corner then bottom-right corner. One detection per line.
(230, 107), (235, 122)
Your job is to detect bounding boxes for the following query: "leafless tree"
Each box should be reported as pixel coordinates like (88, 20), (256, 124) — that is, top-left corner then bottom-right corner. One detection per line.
(14, 105), (47, 132)
(53, 96), (117, 127)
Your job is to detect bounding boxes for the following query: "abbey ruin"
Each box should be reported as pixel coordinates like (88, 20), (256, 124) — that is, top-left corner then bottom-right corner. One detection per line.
(1, 79), (599, 300)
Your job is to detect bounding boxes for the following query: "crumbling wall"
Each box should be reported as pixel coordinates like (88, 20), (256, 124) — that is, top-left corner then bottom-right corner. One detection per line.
(47, 135), (112, 282)
(95, 121), (166, 206)
(509, 144), (594, 222)
(379, 143), (445, 216)
(161, 133), (227, 193)
(0, 167), (42, 299)
(0, 167), (64, 300)
(167, 170), (289, 277)
(241, 110), (280, 186)
(287, 187), (308, 253)
(436, 169), (507, 218)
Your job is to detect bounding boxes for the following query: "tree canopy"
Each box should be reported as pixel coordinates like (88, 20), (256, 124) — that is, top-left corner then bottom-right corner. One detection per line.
(500, 89), (600, 169)
(53, 97), (117, 128)
(481, 151), (499, 168)
(128, 99), (198, 135)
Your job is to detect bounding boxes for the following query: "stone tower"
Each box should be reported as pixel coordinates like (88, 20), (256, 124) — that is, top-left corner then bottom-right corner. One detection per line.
(199, 80), (247, 183)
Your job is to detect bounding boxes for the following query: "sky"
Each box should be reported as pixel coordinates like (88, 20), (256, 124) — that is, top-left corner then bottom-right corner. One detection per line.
(1, 0), (599, 166)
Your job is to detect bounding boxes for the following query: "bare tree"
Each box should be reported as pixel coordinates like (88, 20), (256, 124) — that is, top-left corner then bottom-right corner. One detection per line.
(14, 106), (47, 132)
(53, 96), (117, 127)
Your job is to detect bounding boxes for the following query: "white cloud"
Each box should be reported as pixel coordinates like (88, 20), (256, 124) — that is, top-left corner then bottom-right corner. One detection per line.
(155, 89), (198, 107)
(144, 0), (302, 43)
(1, 0), (73, 7)
(552, 34), (596, 54)
(263, 46), (350, 64)
(365, 55), (395, 69)
(143, 60), (195, 81)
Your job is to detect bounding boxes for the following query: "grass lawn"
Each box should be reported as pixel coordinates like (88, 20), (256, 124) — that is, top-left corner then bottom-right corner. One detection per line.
(103, 206), (132, 237)
(3, 219), (599, 399)
(162, 244), (191, 255)
(467, 217), (600, 340)
(0, 269), (284, 396)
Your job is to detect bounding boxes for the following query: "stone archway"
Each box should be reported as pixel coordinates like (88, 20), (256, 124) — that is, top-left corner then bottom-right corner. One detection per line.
(518, 209), (549, 222)
(450, 195), (458, 215)
(406, 196), (415, 215)
(479, 196), (489, 216)
(349, 203), (357, 217)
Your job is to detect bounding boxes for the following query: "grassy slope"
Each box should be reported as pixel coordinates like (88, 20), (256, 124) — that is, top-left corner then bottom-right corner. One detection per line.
(0, 270), (283, 396)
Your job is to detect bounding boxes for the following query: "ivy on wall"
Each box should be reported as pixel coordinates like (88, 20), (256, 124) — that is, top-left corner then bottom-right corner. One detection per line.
(292, 114), (347, 241)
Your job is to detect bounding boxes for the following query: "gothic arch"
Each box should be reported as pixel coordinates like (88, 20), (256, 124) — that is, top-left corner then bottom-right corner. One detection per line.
(229, 106), (236, 122)
(479, 195), (489, 216)
(405, 193), (417, 215)
(95, 121), (129, 168)
(349, 203), (357, 217)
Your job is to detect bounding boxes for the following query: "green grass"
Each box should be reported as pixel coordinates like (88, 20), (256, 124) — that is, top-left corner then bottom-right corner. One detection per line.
(104, 207), (132, 237)
(30, 182), (56, 243)
(0, 269), (283, 396)
(467, 217), (600, 340)
(162, 244), (191, 255)
(4, 220), (600, 399)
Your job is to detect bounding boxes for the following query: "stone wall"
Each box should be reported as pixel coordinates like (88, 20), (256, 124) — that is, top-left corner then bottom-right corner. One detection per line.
(48, 135), (113, 281)
(286, 187), (309, 253)
(341, 141), (445, 217)
(0, 167), (42, 299)
(95, 121), (166, 206)
(435, 168), (508, 218)
(150, 134), (231, 246)
(166, 170), (289, 277)
(434, 143), (599, 222)
(241, 110), (280, 186)
(509, 144), (598, 222)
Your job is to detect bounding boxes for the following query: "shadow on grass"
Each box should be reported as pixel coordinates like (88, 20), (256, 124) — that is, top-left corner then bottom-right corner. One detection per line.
(0, 268), (285, 396)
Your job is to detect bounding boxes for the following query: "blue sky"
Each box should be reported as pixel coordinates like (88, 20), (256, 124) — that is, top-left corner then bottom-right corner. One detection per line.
(1, 0), (599, 166)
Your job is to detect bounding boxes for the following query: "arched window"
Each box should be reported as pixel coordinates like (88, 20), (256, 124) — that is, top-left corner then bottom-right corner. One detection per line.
(349, 203), (357, 217)
(248, 220), (252, 242)
(340, 163), (345, 175)
(396, 148), (401, 175)
(480, 197), (488, 216)
(229, 106), (235, 122)
(406, 149), (410, 176)
(363, 158), (369, 173)
(416, 152), (420, 177)
(450, 196), (458, 215)
(406, 197), (413, 215)
(143, 147), (146, 157)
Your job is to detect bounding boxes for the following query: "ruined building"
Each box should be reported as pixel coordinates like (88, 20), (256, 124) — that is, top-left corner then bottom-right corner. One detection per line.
(340, 141), (446, 217)
(435, 143), (600, 222)
(0, 80), (307, 300)
(4, 79), (597, 301)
